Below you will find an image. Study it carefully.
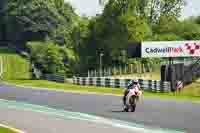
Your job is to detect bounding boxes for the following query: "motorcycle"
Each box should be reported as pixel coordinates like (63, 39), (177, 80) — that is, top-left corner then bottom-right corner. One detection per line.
(123, 87), (142, 112)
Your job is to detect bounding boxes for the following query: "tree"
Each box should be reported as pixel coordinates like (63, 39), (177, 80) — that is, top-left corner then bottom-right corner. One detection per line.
(27, 41), (78, 76)
(0, 0), (8, 40)
(150, 33), (183, 41)
(95, 0), (148, 54)
(99, 0), (185, 24)
(72, 16), (90, 51)
(195, 16), (200, 25)
(146, 0), (185, 25)
(152, 14), (179, 34)
(6, 0), (75, 48)
(179, 21), (200, 40)
(74, 0), (151, 74)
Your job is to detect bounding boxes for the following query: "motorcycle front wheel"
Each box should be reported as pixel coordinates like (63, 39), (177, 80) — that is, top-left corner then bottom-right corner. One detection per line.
(129, 96), (137, 112)
(131, 104), (136, 112)
(124, 107), (129, 112)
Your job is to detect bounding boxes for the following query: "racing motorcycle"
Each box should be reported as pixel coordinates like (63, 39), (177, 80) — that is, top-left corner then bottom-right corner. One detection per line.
(123, 86), (142, 112)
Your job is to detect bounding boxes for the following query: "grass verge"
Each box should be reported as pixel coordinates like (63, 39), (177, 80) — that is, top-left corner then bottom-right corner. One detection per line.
(7, 80), (123, 95)
(0, 126), (17, 133)
(7, 80), (200, 103)
(0, 47), (31, 80)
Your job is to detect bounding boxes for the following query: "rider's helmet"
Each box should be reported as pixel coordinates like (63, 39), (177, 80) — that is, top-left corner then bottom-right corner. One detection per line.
(133, 79), (139, 85)
(127, 79), (138, 89)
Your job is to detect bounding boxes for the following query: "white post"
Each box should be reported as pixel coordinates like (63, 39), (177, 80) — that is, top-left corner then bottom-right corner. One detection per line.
(88, 70), (90, 77)
(95, 70), (97, 77)
(125, 64), (127, 74)
(109, 67), (111, 76)
(131, 64), (133, 73)
(114, 66), (116, 75)
(100, 53), (104, 77)
(91, 70), (93, 77)
(120, 66), (122, 75)
(104, 68), (106, 77)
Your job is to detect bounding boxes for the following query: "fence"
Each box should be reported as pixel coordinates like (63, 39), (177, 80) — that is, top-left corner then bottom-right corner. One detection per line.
(43, 74), (65, 83)
(87, 64), (156, 77)
(73, 77), (171, 93)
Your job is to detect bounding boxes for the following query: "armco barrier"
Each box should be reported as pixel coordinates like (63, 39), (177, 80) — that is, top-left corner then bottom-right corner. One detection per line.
(43, 74), (65, 83)
(73, 77), (171, 93)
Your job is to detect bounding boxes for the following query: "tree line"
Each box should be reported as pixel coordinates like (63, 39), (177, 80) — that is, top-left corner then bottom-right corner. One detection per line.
(0, 0), (200, 77)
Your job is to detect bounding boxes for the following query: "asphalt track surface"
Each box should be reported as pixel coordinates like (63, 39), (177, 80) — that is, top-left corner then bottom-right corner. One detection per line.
(0, 107), (137, 133)
(0, 84), (199, 133)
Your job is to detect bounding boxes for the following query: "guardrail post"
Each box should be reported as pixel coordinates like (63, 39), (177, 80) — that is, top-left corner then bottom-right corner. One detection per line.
(125, 79), (131, 87)
(89, 77), (93, 86)
(120, 79), (125, 88)
(93, 77), (97, 86)
(152, 80), (156, 92)
(114, 79), (120, 88)
(101, 77), (105, 87)
(96, 77), (101, 87)
(156, 81), (160, 92)
(110, 78), (114, 88)
(77, 77), (80, 85)
(160, 81), (164, 92)
(85, 77), (89, 85)
(82, 77), (85, 85)
(148, 80), (151, 91)
(105, 78), (110, 88)
(79, 77), (82, 85)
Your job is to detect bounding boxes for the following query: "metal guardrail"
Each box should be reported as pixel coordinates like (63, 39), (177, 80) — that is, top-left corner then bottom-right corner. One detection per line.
(73, 77), (171, 93)
(43, 74), (66, 83)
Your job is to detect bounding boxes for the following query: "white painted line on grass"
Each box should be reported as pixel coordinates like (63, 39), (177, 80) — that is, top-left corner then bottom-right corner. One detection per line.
(0, 124), (26, 133)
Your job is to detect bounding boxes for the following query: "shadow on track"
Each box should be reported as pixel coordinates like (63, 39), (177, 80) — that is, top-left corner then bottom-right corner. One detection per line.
(110, 110), (124, 113)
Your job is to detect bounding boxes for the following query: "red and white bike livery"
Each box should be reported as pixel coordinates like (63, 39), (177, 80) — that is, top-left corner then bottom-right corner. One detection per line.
(124, 85), (142, 112)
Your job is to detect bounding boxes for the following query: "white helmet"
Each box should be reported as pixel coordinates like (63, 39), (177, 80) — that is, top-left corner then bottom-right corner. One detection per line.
(128, 79), (138, 85)
(133, 79), (139, 84)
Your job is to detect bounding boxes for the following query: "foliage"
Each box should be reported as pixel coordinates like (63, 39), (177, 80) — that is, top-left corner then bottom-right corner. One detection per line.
(144, 0), (185, 24)
(5, 0), (76, 48)
(0, 0), (80, 77)
(27, 41), (77, 76)
(79, 0), (151, 69)
(1, 0), (200, 77)
(178, 20), (200, 40)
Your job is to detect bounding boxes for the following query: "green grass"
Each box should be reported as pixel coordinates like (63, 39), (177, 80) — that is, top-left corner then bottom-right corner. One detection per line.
(181, 82), (200, 97)
(0, 47), (31, 80)
(7, 79), (200, 103)
(8, 80), (123, 95)
(0, 126), (17, 133)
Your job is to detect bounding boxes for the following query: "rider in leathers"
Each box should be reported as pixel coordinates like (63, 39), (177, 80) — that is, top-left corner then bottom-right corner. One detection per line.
(123, 79), (140, 107)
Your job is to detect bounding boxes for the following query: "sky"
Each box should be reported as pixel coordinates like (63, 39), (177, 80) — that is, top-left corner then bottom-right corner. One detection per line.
(66, 0), (200, 19)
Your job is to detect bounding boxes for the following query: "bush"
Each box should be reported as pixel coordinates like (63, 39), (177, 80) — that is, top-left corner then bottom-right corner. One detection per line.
(27, 41), (77, 76)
